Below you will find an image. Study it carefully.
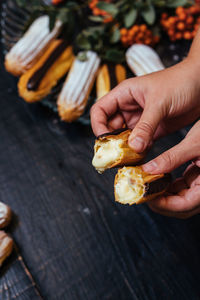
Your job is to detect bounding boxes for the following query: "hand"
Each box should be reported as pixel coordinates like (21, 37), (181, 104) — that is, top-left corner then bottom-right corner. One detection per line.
(91, 58), (200, 153)
(148, 163), (200, 219)
(142, 121), (200, 218)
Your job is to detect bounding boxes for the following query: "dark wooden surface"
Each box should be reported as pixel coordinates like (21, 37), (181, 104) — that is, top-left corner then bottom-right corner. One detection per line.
(0, 24), (200, 300)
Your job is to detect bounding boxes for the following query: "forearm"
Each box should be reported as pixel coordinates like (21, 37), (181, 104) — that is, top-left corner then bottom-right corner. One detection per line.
(187, 27), (200, 65)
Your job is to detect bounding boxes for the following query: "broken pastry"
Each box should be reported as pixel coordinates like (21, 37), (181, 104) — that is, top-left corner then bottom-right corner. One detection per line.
(0, 202), (12, 229)
(92, 129), (145, 173)
(5, 15), (62, 76)
(114, 166), (171, 205)
(57, 51), (100, 122)
(126, 44), (165, 76)
(0, 231), (13, 266)
(96, 63), (126, 99)
(18, 39), (74, 103)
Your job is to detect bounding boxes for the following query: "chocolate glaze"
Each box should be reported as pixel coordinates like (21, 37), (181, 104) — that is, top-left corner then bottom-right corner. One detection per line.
(107, 63), (118, 90)
(27, 40), (69, 91)
(97, 128), (130, 139)
(144, 173), (171, 197)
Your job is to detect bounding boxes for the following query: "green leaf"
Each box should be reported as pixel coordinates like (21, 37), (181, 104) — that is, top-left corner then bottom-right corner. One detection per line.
(89, 16), (104, 22)
(166, 0), (187, 7)
(77, 52), (88, 62)
(104, 49), (125, 63)
(16, 0), (27, 6)
(76, 34), (91, 50)
(110, 28), (120, 43)
(96, 2), (118, 17)
(141, 4), (156, 25)
(124, 9), (137, 28)
(49, 12), (57, 31)
(56, 9), (69, 24)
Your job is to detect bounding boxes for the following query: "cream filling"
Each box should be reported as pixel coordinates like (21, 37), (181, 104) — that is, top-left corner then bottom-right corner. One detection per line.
(115, 168), (145, 205)
(92, 139), (123, 173)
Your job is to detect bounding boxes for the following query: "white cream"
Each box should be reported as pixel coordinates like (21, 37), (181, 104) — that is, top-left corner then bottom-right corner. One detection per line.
(92, 139), (123, 173)
(115, 167), (145, 205)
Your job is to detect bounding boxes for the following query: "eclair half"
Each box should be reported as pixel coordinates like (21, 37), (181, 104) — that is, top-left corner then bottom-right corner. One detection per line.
(96, 64), (126, 100)
(92, 129), (145, 173)
(18, 39), (74, 103)
(114, 166), (171, 205)
(5, 16), (62, 76)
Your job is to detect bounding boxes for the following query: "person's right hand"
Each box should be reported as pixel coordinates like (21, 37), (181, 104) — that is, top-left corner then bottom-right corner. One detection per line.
(91, 57), (200, 153)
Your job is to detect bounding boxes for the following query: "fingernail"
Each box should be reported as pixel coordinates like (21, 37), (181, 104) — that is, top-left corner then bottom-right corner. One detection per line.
(129, 136), (145, 152)
(143, 161), (158, 173)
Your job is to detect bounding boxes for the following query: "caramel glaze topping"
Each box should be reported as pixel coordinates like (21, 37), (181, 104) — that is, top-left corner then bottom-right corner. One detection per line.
(27, 40), (69, 91)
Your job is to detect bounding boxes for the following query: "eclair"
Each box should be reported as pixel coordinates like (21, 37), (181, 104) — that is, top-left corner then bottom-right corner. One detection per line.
(5, 15), (62, 76)
(57, 51), (100, 122)
(114, 166), (171, 205)
(0, 231), (13, 266)
(126, 44), (165, 76)
(18, 39), (74, 103)
(92, 129), (145, 173)
(96, 64), (126, 99)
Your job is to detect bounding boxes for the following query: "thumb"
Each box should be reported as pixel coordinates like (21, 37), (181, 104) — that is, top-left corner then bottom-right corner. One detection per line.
(128, 104), (164, 152)
(143, 123), (200, 174)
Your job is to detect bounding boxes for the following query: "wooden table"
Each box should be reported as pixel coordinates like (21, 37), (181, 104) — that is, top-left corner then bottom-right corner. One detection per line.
(0, 33), (200, 300)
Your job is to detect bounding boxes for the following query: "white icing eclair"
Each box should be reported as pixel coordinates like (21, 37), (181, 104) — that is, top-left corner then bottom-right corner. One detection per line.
(126, 44), (165, 76)
(5, 15), (62, 76)
(57, 51), (100, 122)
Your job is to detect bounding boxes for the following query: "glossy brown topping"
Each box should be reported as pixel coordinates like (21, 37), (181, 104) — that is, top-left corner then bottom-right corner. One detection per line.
(144, 173), (171, 196)
(97, 128), (130, 139)
(27, 40), (68, 91)
(107, 63), (118, 90)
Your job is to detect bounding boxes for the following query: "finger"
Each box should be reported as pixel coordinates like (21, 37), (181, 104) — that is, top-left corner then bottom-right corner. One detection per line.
(193, 157), (200, 168)
(183, 164), (200, 187)
(143, 121), (200, 174)
(90, 103), (110, 136)
(91, 80), (139, 136)
(128, 102), (164, 153)
(169, 178), (188, 193)
(148, 183), (200, 213)
(107, 113), (125, 131)
(148, 201), (200, 218)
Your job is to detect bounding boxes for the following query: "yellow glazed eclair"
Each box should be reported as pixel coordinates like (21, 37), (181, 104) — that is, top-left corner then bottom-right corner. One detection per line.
(5, 16), (62, 77)
(92, 129), (145, 173)
(18, 39), (74, 103)
(126, 44), (164, 76)
(96, 64), (126, 99)
(57, 51), (100, 122)
(114, 166), (171, 205)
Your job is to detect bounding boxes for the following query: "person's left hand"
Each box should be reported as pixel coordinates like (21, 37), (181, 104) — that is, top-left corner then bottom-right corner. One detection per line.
(143, 120), (200, 218)
(148, 163), (200, 218)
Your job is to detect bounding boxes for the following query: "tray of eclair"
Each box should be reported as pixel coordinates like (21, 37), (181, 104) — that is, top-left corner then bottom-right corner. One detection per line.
(1, 0), (167, 124)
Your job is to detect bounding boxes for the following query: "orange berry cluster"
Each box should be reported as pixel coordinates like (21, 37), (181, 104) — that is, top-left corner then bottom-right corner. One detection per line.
(89, 0), (113, 23)
(161, 5), (200, 41)
(52, 0), (64, 5)
(120, 24), (159, 47)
